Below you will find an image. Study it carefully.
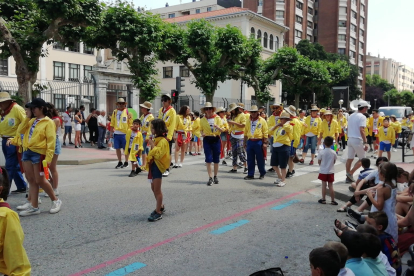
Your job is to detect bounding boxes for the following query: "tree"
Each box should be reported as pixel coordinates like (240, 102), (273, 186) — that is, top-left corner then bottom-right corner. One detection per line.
(0, 0), (103, 102)
(384, 89), (414, 107)
(365, 74), (395, 108)
(162, 19), (261, 102)
(383, 89), (399, 106)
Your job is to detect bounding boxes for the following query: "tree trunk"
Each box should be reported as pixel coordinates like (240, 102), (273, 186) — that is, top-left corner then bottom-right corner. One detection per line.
(16, 74), (32, 104)
(294, 93), (300, 109)
(205, 94), (214, 103)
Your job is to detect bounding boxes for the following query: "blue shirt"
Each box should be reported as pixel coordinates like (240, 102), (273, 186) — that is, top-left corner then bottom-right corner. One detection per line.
(345, 258), (374, 276)
(358, 168), (373, 180)
(363, 257), (388, 276)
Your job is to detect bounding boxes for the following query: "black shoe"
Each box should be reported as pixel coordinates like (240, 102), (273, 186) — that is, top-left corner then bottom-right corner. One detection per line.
(244, 176), (255, 180)
(207, 177), (213, 186)
(129, 170), (137, 177)
(85, 140), (90, 143)
(267, 168), (275, 172)
(136, 167), (142, 174)
(286, 172), (293, 178)
(347, 208), (365, 224)
(101, 145), (106, 148)
(63, 142), (66, 146)
(291, 170), (295, 175)
(348, 186), (356, 192)
(122, 162), (129, 168)
(259, 175), (265, 179)
(345, 177), (353, 183)
(213, 176), (219, 184)
(11, 188), (27, 194)
(115, 162), (123, 169)
(222, 160), (227, 165)
(228, 169), (237, 173)
(69, 142), (74, 145)
(243, 168), (248, 174)
(98, 146), (104, 149)
(75, 146), (79, 148)
(345, 220), (358, 230)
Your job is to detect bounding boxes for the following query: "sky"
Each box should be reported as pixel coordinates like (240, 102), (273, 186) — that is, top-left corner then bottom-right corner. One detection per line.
(132, 0), (414, 68)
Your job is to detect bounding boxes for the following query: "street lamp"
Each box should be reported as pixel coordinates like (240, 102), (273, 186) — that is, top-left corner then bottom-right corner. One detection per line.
(239, 67), (246, 103)
(374, 98), (377, 109)
(339, 99), (344, 109)
(283, 91), (287, 105)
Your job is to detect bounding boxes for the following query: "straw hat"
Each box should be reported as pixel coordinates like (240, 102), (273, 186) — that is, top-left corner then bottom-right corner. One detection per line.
(237, 103), (245, 109)
(285, 105), (296, 116)
(117, 97), (126, 103)
(139, 101), (153, 110)
(270, 102), (282, 109)
(249, 105), (260, 112)
(324, 110), (333, 115)
(311, 105), (319, 111)
(200, 102), (216, 113)
(215, 106), (226, 113)
(228, 103), (240, 112)
(0, 92), (12, 103)
(319, 108), (326, 113)
(279, 111), (291, 120)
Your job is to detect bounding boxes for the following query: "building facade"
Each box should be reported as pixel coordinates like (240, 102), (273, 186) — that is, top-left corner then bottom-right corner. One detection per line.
(366, 54), (414, 92)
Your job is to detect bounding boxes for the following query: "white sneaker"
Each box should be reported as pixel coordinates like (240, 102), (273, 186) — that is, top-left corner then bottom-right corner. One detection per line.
(17, 201), (31, 211)
(392, 148), (397, 152)
(50, 199), (62, 214)
(274, 178), (281, 184)
(109, 147), (115, 151)
(276, 182), (286, 187)
(177, 164), (182, 168)
(19, 206), (40, 217)
(162, 170), (170, 177)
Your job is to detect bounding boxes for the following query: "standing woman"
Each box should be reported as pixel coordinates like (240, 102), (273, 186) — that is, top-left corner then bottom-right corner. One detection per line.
(300, 105), (321, 165)
(86, 108), (98, 146)
(174, 106), (191, 168)
(227, 103), (247, 173)
(47, 103), (62, 196)
(337, 109), (348, 150)
(73, 109), (82, 148)
(15, 98), (62, 216)
(200, 103), (224, 186)
(190, 111), (201, 156)
(319, 110), (339, 150)
(216, 107), (229, 165)
(390, 115), (401, 152)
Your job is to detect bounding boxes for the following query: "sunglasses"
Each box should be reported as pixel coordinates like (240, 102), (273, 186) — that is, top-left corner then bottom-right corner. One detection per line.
(204, 107), (213, 111)
(251, 111), (258, 113)
(161, 98), (170, 102)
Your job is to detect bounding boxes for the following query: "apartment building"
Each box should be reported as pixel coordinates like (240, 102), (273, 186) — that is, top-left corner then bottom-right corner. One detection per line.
(242, 0), (368, 96)
(366, 54), (414, 92)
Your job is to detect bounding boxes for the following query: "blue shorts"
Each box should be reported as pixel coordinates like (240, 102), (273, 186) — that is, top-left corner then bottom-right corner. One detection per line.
(220, 132), (227, 142)
(194, 136), (199, 142)
(114, 134), (126, 149)
(203, 136), (221, 163)
(379, 142), (391, 152)
(22, 149), (42, 164)
(290, 140), (296, 156)
(142, 134), (149, 155)
(64, 126), (72, 134)
(271, 145), (290, 169)
(151, 162), (162, 179)
(55, 136), (61, 155)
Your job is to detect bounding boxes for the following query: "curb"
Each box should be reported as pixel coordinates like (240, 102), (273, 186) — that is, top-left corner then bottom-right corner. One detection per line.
(57, 158), (116, 165)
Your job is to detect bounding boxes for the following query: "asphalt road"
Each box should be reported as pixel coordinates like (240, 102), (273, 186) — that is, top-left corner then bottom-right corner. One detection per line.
(6, 151), (404, 276)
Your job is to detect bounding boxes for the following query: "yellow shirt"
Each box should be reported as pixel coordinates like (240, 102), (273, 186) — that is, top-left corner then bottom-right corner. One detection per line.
(0, 199), (31, 276)
(176, 115), (191, 135)
(0, 104), (26, 138)
(402, 119), (412, 130)
(303, 116), (322, 136)
(230, 113), (246, 136)
(219, 117), (229, 133)
(139, 113), (154, 136)
(367, 116), (385, 136)
(158, 107), (177, 141)
(273, 122), (293, 146)
(192, 117), (201, 137)
(128, 131), (144, 162)
(124, 129), (143, 156)
(320, 120), (340, 139)
(146, 137), (170, 173)
(378, 126), (395, 144)
(110, 109), (133, 134)
(267, 114), (279, 137)
(245, 117), (268, 139)
(390, 121), (402, 134)
(290, 118), (303, 148)
(9, 122), (27, 153)
(20, 117), (56, 163)
(200, 115), (223, 137)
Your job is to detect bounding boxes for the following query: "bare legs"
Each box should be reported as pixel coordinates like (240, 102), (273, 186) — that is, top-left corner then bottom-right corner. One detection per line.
(151, 179), (163, 214)
(49, 154), (59, 190)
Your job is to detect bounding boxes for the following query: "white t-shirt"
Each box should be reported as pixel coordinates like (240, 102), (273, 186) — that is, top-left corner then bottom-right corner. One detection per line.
(62, 112), (72, 127)
(338, 268), (355, 276)
(305, 117), (316, 137)
(347, 112), (366, 139)
(98, 115), (107, 127)
(377, 252), (396, 276)
(318, 148), (337, 174)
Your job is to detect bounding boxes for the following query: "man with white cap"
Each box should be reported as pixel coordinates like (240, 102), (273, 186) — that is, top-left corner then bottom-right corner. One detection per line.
(139, 101), (154, 169)
(0, 92), (27, 193)
(346, 100), (370, 182)
(110, 97), (133, 169)
(158, 93), (177, 177)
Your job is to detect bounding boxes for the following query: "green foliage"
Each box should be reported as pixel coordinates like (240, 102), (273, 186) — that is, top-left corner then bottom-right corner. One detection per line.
(10, 95), (24, 106)
(366, 74), (395, 91)
(384, 89), (414, 106)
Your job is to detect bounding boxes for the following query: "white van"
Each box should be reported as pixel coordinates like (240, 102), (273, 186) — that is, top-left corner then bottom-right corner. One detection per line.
(378, 106), (413, 121)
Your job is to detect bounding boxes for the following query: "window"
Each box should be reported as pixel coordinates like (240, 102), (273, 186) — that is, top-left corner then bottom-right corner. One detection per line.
(308, 7), (313, 15)
(361, 4), (365, 12)
(351, 0), (356, 4)
(68, 42), (80, 52)
(257, 30), (262, 44)
(350, 37), (356, 45)
(116, 62), (122, 70)
(338, 48), (346, 55)
(339, 20), (347, 27)
(338, 34), (346, 41)
(295, 30), (302, 38)
(196, 9), (200, 14)
(307, 21), (313, 28)
(275, 36), (279, 50)
(53, 42), (64, 50)
(360, 17), (365, 25)
(263, 32), (268, 48)
(360, 29), (365, 36)
(349, 50), (356, 59)
(296, 15), (303, 24)
(350, 24), (357, 32)
(359, 67), (364, 74)
(163, 66), (173, 78)
(0, 59), (7, 76)
(207, 7), (212, 12)
(250, 27), (255, 39)
(258, 0), (263, 6)
(359, 41), (364, 49)
(69, 63), (80, 81)
(84, 65), (92, 81)
(276, 10), (284, 18)
(307, 35), (312, 41)
(296, 1), (303, 10)
(180, 66), (189, 77)
(359, 54), (363, 62)
(53, 62), (65, 80)
(339, 7), (347, 14)
(83, 45), (94, 55)
(270, 34), (274, 50)
(352, 11), (357, 19)
(168, 13), (175, 18)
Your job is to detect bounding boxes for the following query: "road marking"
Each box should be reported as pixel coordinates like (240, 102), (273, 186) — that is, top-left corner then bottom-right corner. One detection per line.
(210, 220), (249, 235)
(271, 199), (300, 210)
(105, 263), (147, 276)
(69, 190), (306, 276)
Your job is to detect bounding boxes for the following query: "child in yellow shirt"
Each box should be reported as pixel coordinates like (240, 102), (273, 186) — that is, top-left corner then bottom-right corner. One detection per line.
(125, 119), (144, 177)
(378, 118), (395, 161)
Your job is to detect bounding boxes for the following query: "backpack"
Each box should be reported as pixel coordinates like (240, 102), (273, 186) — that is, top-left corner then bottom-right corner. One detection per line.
(250, 267), (284, 276)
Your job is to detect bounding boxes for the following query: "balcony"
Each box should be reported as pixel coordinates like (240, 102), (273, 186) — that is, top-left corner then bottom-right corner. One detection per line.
(295, 8), (303, 16)
(339, 0), (347, 7)
(338, 27), (347, 34)
(360, 22), (365, 30)
(358, 60), (363, 67)
(350, 58), (356, 65)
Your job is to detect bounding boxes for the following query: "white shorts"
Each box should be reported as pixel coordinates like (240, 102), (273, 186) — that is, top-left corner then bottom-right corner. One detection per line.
(75, 124), (81, 131)
(347, 137), (365, 160)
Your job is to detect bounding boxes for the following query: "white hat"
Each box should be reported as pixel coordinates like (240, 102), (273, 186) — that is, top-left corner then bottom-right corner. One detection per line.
(200, 102), (216, 113)
(228, 103), (240, 112)
(0, 92), (12, 103)
(279, 111), (291, 120)
(357, 100), (371, 108)
(117, 98), (126, 103)
(285, 105), (296, 116)
(139, 101), (153, 110)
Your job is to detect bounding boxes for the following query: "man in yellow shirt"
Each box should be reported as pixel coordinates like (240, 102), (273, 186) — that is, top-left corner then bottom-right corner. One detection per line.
(0, 92), (27, 193)
(244, 106), (268, 180)
(110, 98), (133, 169)
(285, 105), (303, 178)
(367, 109), (384, 152)
(158, 93), (177, 177)
(267, 102), (283, 173)
(139, 101), (154, 169)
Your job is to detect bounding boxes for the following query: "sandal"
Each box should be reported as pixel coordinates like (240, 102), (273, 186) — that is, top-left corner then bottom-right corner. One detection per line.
(337, 207), (347, 212)
(299, 159), (304, 164)
(331, 201), (338, 206)
(333, 227), (342, 238)
(334, 219), (348, 231)
(318, 199), (326, 204)
(309, 160), (314, 165)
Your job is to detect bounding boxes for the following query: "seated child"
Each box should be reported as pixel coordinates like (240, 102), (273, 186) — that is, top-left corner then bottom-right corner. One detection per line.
(361, 233), (388, 276)
(323, 241), (355, 276)
(340, 231), (374, 276)
(309, 247), (341, 276)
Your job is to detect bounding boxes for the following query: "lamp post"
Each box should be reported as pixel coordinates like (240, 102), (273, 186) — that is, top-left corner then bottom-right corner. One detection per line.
(283, 91), (287, 105)
(239, 67), (246, 103)
(374, 99), (377, 109)
(339, 99), (344, 109)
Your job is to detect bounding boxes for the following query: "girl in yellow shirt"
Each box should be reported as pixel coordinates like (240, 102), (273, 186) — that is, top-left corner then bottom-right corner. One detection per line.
(216, 107), (229, 165)
(227, 103), (247, 173)
(378, 118), (395, 161)
(189, 111), (201, 156)
(300, 106), (322, 165)
(390, 115), (401, 152)
(174, 105), (191, 168)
